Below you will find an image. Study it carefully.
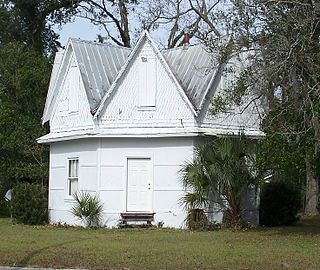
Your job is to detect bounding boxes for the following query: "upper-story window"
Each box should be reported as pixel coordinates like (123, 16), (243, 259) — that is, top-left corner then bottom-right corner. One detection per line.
(138, 55), (157, 108)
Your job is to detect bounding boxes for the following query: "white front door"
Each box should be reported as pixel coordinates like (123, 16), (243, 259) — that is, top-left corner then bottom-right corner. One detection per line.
(127, 158), (153, 212)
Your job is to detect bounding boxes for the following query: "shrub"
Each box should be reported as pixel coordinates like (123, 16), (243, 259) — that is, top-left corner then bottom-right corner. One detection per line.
(185, 208), (208, 230)
(11, 182), (48, 225)
(71, 192), (104, 228)
(0, 181), (11, 217)
(260, 181), (301, 226)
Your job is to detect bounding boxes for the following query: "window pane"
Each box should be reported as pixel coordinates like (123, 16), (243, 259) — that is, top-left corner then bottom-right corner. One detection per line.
(68, 160), (72, 177)
(68, 159), (79, 178)
(70, 179), (78, 196)
(75, 160), (79, 177)
(72, 160), (76, 177)
(69, 179), (72, 196)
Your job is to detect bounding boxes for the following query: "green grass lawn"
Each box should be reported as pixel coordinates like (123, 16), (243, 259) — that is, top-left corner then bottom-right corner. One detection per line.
(0, 217), (320, 270)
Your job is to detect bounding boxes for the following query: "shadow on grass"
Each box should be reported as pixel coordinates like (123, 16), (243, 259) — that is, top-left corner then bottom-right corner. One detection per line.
(255, 216), (320, 236)
(17, 237), (90, 267)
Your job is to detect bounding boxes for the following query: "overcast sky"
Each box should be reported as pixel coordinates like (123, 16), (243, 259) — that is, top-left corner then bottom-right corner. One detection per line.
(55, 17), (103, 49)
(55, 17), (177, 50)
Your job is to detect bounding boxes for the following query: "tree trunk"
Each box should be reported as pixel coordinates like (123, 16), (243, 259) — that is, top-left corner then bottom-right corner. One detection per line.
(305, 154), (319, 215)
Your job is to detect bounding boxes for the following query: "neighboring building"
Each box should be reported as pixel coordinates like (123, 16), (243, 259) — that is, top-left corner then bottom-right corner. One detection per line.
(38, 30), (262, 228)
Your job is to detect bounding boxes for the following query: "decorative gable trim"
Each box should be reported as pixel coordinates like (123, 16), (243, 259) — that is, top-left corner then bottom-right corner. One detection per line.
(42, 41), (74, 124)
(94, 30), (198, 119)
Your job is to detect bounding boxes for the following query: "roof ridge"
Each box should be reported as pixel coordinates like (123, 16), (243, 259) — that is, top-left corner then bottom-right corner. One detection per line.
(69, 38), (132, 51)
(161, 43), (203, 53)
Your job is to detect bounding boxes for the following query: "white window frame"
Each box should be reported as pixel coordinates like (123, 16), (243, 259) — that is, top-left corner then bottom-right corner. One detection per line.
(67, 158), (79, 197)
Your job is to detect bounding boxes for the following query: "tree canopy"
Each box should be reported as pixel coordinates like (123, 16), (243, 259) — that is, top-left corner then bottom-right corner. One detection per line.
(0, 0), (78, 54)
(209, 0), (320, 215)
(0, 43), (51, 186)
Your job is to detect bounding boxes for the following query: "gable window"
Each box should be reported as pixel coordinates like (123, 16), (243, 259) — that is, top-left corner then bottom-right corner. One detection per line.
(138, 55), (157, 108)
(68, 158), (79, 196)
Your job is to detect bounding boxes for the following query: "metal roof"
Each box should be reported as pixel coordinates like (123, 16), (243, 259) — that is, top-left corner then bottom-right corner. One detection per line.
(71, 39), (132, 111)
(71, 39), (217, 112)
(43, 36), (219, 124)
(162, 44), (218, 109)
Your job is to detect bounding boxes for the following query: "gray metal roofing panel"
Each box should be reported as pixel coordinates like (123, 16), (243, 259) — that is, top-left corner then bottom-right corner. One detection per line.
(86, 44), (104, 99)
(162, 44), (217, 109)
(74, 41), (100, 107)
(71, 39), (131, 110)
(96, 45), (112, 88)
(90, 44), (108, 97)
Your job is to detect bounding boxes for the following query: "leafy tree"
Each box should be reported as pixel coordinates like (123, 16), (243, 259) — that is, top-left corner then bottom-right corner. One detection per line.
(0, 43), (51, 189)
(0, 1), (79, 215)
(208, 0), (320, 215)
(0, 0), (79, 54)
(181, 135), (258, 229)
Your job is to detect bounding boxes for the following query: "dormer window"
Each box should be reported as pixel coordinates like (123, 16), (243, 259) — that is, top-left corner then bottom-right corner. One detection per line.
(138, 55), (157, 109)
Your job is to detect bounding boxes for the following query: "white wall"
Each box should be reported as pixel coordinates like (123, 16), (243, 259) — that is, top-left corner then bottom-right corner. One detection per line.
(49, 137), (196, 228)
(48, 139), (99, 225)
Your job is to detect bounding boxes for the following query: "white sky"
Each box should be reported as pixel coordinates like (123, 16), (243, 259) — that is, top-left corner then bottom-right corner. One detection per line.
(55, 17), (104, 48)
(55, 17), (180, 50)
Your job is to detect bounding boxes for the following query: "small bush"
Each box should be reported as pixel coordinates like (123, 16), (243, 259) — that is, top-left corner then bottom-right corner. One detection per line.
(11, 182), (48, 225)
(71, 192), (104, 228)
(260, 181), (301, 226)
(185, 208), (208, 230)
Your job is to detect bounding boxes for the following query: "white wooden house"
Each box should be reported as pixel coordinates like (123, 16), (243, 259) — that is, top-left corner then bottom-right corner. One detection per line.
(38, 30), (263, 228)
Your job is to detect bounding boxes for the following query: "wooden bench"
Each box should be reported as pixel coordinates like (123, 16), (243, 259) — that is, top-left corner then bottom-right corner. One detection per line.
(119, 212), (155, 228)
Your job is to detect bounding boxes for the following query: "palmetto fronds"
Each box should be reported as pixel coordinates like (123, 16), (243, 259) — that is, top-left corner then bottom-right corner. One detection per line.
(181, 134), (257, 228)
(71, 192), (104, 228)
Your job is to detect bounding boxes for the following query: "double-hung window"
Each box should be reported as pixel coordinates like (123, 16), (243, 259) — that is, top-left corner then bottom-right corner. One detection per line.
(68, 158), (79, 196)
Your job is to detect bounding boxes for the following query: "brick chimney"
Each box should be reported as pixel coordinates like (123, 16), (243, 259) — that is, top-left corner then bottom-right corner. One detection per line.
(183, 27), (190, 49)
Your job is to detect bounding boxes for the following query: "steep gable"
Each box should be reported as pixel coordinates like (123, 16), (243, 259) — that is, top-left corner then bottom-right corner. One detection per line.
(42, 39), (131, 125)
(97, 34), (196, 129)
(199, 54), (264, 136)
(50, 52), (94, 132)
(95, 31), (197, 118)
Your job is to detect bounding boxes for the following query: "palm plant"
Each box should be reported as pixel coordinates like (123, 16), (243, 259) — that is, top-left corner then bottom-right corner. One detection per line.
(71, 192), (104, 228)
(181, 135), (257, 229)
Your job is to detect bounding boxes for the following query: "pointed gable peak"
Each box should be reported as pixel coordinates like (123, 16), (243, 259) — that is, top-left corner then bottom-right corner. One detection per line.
(94, 29), (197, 118)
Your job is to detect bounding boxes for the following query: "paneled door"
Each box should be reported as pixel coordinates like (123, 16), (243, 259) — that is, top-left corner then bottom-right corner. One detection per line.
(126, 158), (153, 212)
